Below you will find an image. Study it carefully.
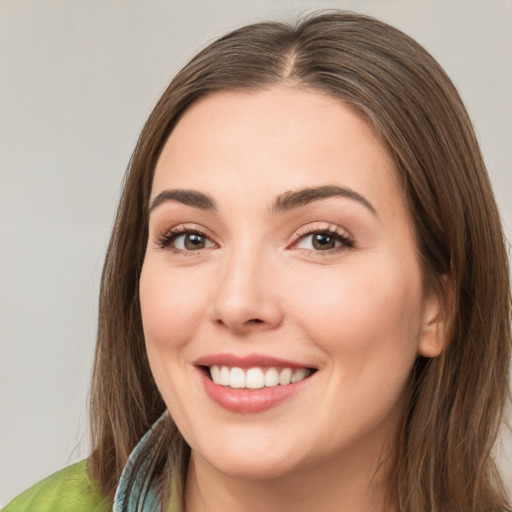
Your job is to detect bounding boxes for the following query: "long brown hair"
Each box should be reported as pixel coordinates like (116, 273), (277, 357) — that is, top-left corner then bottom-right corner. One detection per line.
(89, 11), (511, 511)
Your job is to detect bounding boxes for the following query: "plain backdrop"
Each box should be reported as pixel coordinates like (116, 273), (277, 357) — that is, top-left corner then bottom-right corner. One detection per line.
(1, 0), (511, 505)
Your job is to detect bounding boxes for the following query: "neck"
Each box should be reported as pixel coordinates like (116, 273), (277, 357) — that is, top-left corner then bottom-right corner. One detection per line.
(184, 444), (396, 512)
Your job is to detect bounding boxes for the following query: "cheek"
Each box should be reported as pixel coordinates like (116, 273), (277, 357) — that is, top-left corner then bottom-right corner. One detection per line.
(289, 259), (424, 370)
(139, 261), (209, 420)
(139, 261), (209, 349)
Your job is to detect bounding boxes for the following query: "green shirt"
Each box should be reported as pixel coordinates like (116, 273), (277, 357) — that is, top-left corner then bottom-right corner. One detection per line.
(3, 413), (180, 511)
(2, 460), (111, 512)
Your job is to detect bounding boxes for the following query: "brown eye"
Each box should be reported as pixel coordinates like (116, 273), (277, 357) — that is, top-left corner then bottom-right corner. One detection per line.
(184, 233), (207, 250)
(293, 229), (353, 253)
(159, 230), (216, 251)
(311, 233), (336, 250)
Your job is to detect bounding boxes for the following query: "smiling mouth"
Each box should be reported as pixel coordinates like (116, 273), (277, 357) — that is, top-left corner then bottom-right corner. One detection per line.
(201, 365), (316, 389)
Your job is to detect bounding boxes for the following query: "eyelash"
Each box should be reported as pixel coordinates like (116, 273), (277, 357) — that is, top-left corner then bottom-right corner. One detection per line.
(155, 225), (215, 252)
(291, 225), (354, 254)
(155, 224), (354, 254)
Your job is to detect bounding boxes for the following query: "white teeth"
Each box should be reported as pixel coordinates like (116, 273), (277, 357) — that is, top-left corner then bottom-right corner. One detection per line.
(220, 366), (230, 386)
(208, 365), (311, 389)
(246, 367), (265, 389)
(278, 368), (292, 386)
(264, 367), (279, 387)
(230, 367), (245, 388)
(291, 368), (308, 383)
(210, 365), (220, 383)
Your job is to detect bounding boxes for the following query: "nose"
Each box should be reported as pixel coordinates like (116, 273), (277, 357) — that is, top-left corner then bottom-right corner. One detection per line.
(211, 249), (284, 334)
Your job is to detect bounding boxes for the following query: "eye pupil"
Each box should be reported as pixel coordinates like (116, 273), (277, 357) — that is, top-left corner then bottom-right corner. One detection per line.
(184, 234), (205, 250)
(312, 233), (335, 250)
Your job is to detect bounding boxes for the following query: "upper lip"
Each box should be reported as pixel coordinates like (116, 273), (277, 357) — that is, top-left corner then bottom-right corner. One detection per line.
(194, 353), (315, 369)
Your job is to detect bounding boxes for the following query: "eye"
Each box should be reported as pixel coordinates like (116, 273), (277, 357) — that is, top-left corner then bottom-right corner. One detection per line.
(293, 227), (353, 253)
(173, 232), (215, 251)
(157, 227), (216, 252)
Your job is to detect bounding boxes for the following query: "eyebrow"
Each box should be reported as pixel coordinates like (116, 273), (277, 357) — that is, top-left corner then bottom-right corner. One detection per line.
(148, 185), (377, 216)
(272, 185), (377, 216)
(149, 189), (217, 213)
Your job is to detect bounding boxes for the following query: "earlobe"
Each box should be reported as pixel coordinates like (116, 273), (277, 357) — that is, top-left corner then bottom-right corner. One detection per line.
(417, 276), (454, 358)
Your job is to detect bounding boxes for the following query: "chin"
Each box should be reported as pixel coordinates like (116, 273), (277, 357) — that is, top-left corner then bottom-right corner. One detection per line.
(207, 458), (298, 481)
(192, 440), (304, 481)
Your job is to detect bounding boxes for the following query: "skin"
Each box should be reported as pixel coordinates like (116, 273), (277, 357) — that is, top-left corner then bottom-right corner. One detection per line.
(139, 86), (446, 512)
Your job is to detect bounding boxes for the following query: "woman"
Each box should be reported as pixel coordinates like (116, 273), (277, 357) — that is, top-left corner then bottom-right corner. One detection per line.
(5, 11), (511, 512)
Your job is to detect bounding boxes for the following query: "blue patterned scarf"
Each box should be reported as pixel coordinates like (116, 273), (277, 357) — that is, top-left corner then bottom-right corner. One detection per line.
(113, 412), (179, 512)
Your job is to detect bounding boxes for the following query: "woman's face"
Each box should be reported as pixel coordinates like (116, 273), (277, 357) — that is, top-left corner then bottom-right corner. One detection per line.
(140, 86), (444, 480)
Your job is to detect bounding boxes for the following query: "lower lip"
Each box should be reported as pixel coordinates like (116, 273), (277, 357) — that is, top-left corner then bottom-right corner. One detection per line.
(199, 369), (312, 413)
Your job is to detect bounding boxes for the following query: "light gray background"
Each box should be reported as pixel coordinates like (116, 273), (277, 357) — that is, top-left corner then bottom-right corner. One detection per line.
(1, 0), (511, 505)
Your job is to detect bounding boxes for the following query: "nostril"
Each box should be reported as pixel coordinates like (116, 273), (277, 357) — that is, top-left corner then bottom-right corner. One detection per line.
(213, 316), (266, 330)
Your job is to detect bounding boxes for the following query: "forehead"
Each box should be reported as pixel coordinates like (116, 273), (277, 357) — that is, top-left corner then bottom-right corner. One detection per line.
(152, 86), (401, 216)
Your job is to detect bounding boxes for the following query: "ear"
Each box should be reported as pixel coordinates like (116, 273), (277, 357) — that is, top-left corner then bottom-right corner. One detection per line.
(417, 275), (454, 358)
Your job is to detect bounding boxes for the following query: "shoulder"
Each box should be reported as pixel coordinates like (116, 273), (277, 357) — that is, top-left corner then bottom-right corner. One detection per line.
(2, 460), (111, 512)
